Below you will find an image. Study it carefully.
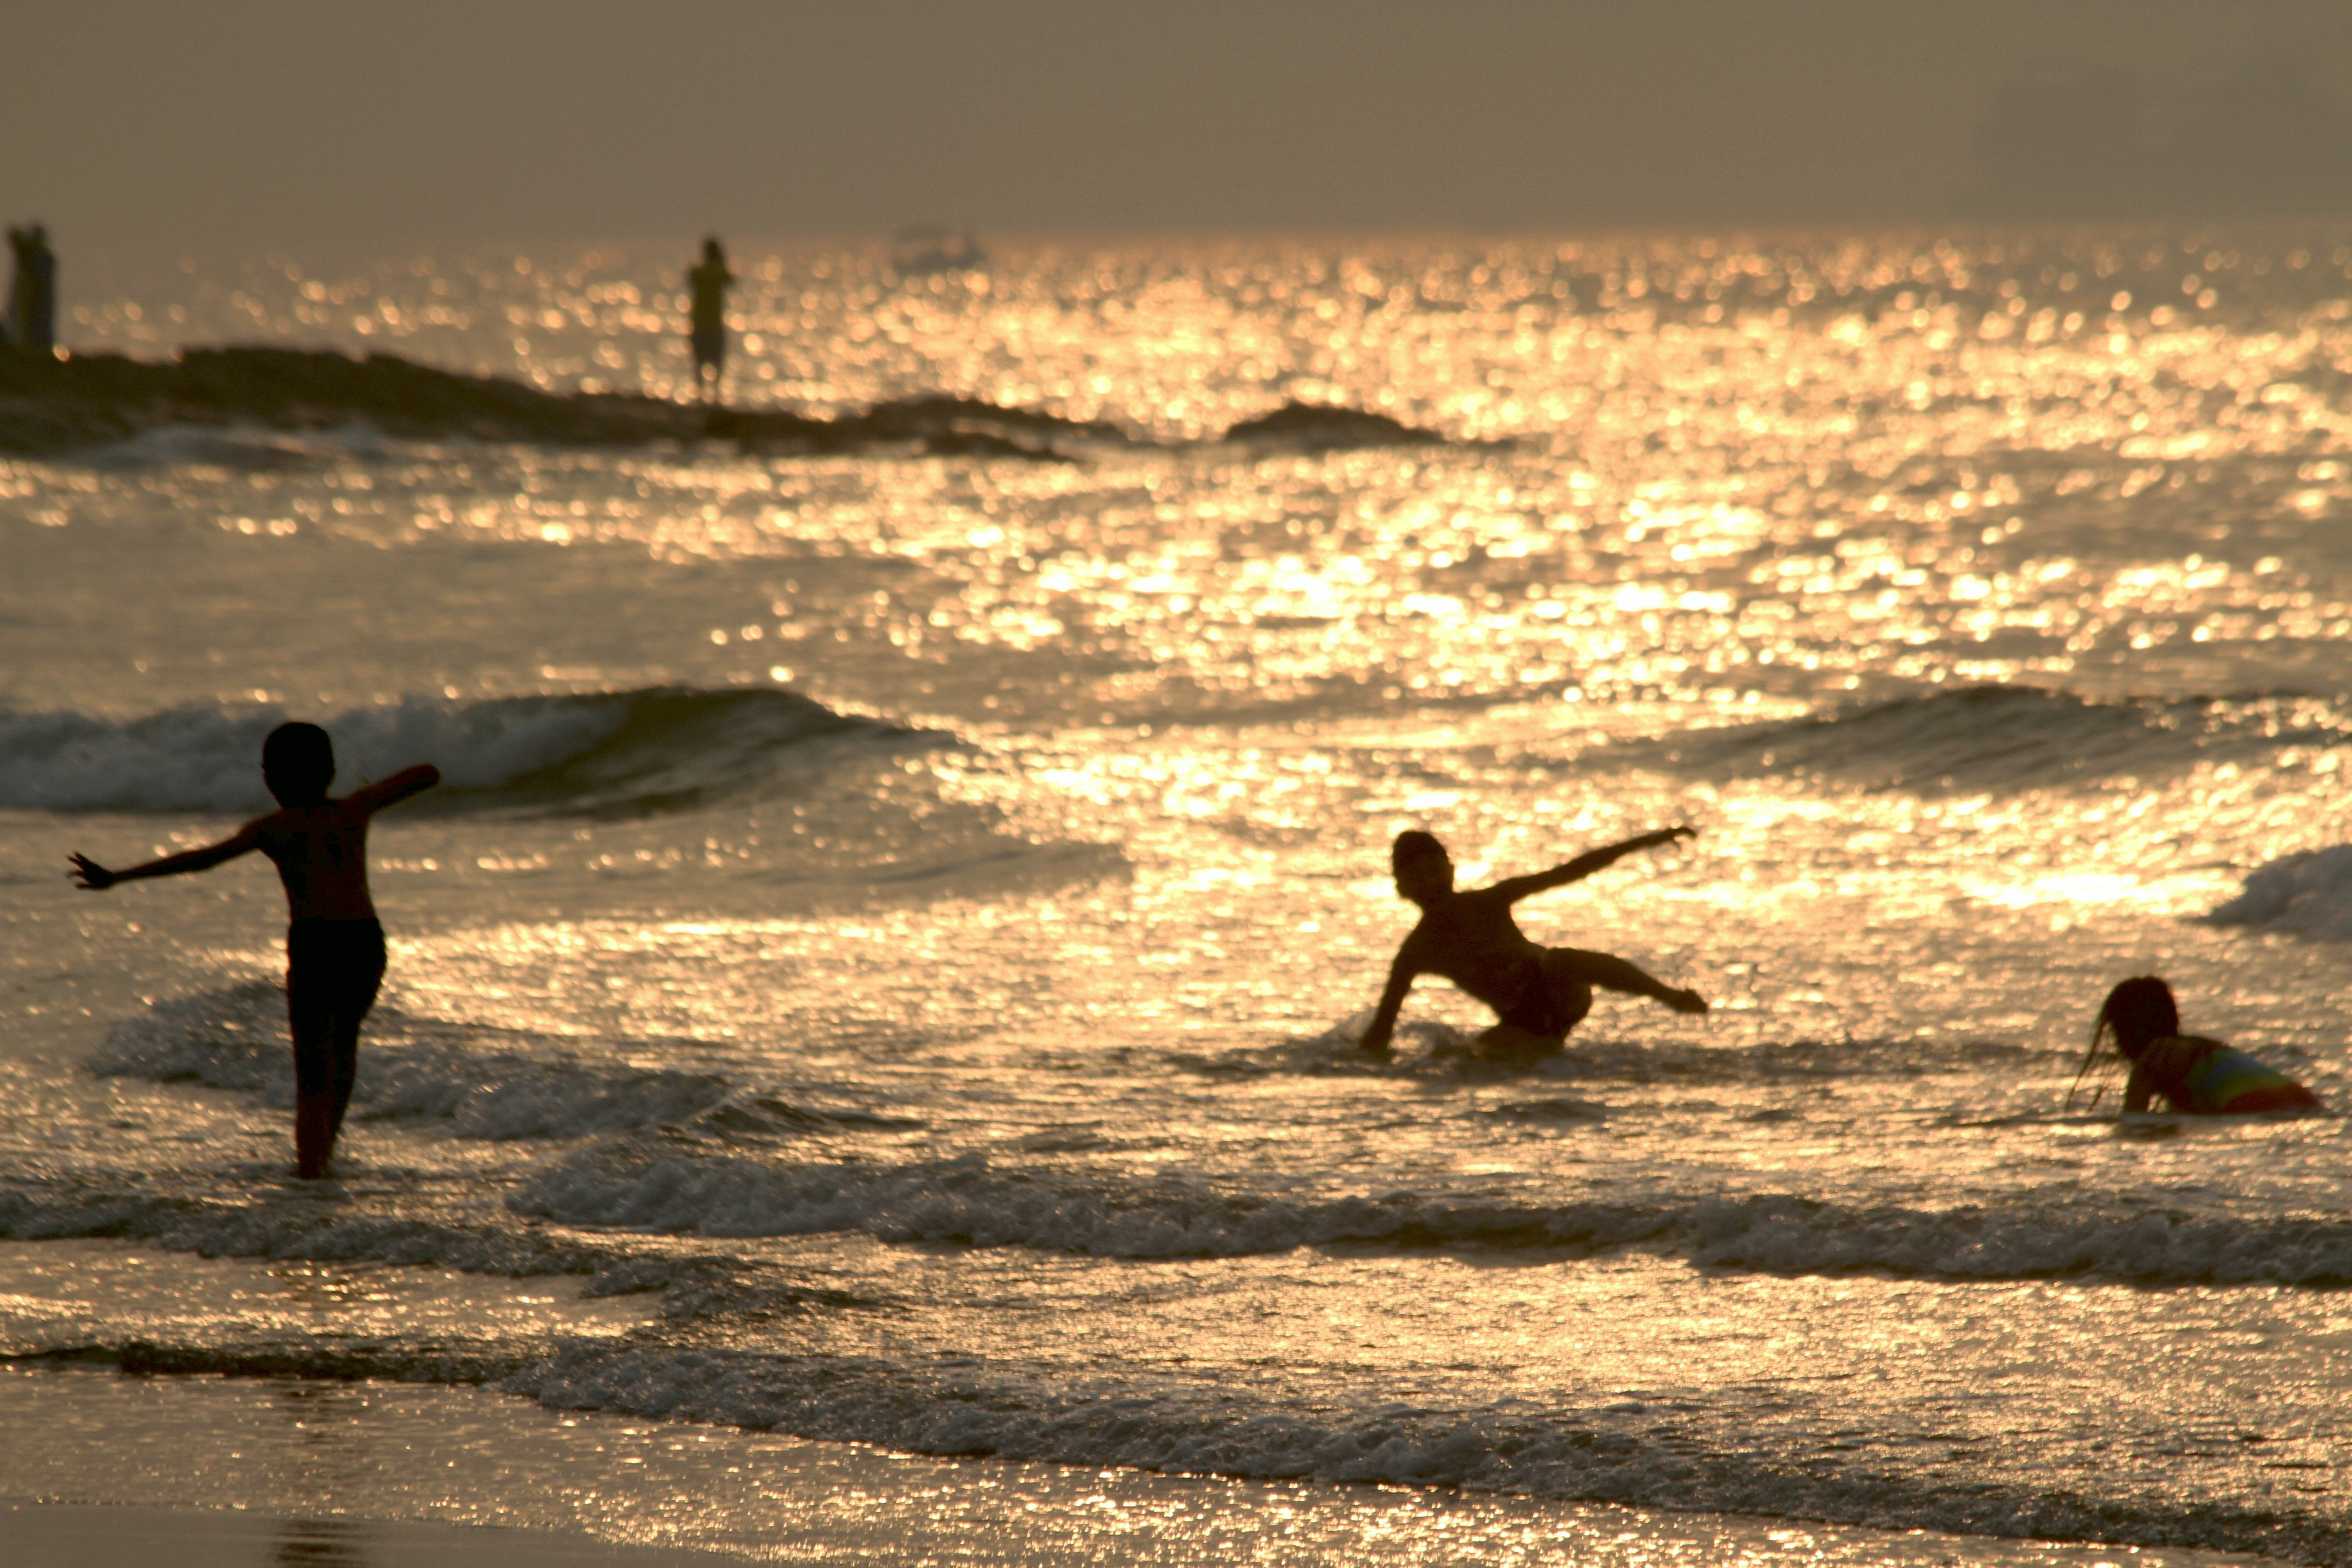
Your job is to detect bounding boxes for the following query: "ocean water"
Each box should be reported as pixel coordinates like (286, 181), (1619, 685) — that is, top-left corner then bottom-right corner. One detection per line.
(8, 229), (2352, 1563)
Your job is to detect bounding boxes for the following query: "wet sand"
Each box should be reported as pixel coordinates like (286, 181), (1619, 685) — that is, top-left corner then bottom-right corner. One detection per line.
(7, 1504), (749, 1568)
(1, 1364), (2290, 1567)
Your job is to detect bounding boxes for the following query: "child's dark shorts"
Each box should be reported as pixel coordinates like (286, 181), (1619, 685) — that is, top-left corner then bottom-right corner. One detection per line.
(1494, 949), (1596, 1041)
(285, 917), (386, 1094)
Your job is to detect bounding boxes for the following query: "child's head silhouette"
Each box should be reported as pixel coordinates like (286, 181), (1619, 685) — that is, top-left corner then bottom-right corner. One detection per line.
(1391, 829), (1453, 904)
(262, 722), (335, 807)
(2095, 975), (2179, 1060)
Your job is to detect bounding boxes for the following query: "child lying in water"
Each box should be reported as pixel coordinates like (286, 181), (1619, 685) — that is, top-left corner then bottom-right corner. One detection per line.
(2070, 975), (2322, 1114)
(1357, 828), (1707, 1063)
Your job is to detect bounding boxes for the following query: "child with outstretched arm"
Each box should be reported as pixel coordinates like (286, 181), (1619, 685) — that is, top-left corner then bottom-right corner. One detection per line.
(1359, 828), (1707, 1063)
(69, 722), (440, 1178)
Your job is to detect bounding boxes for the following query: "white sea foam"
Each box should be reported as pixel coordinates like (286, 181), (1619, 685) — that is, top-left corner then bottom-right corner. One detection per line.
(2208, 845), (2352, 941)
(0, 1306), (2328, 1560)
(79, 990), (2342, 1289)
(0, 1186), (590, 1276)
(17, 1104), (2345, 1289)
(91, 983), (754, 1141)
(505, 1145), (2352, 1287)
(495, 1343), (2336, 1563)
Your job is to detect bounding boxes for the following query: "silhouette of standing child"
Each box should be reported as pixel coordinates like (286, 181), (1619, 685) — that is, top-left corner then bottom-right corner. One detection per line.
(69, 723), (441, 1178)
(2069, 975), (2322, 1114)
(1359, 828), (1708, 1063)
(687, 235), (735, 404)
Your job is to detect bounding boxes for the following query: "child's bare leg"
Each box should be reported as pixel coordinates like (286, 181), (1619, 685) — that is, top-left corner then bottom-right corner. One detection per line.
(293, 1014), (362, 1178)
(288, 939), (379, 1178)
(1548, 948), (1707, 1015)
(289, 985), (333, 1178)
(324, 1015), (362, 1147)
(294, 1094), (335, 1179)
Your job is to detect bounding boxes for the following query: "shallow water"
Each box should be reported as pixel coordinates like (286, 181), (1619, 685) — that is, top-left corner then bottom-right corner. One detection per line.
(8, 230), (2352, 1562)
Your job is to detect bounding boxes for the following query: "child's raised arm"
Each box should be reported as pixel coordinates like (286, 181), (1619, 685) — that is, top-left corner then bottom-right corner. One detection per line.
(69, 823), (266, 891)
(1485, 826), (1696, 904)
(347, 764), (441, 814)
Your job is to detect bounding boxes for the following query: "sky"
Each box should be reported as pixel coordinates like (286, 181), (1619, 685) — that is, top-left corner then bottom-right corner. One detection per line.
(8, 0), (2352, 260)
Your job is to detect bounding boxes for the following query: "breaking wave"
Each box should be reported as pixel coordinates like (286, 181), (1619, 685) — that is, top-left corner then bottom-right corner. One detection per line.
(489, 1344), (2333, 1564)
(505, 1142), (2352, 1287)
(0, 1326), (2317, 1564)
(0, 685), (934, 817)
(1623, 685), (2352, 795)
(2208, 844), (2352, 941)
(45, 981), (2352, 1289)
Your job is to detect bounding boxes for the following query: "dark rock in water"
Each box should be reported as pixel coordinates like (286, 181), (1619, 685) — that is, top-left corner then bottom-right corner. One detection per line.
(0, 344), (1128, 461)
(852, 393), (1127, 446)
(1221, 401), (1453, 450)
(914, 428), (1072, 463)
(694, 403), (837, 448)
(713, 393), (1118, 459)
(0, 345), (686, 453)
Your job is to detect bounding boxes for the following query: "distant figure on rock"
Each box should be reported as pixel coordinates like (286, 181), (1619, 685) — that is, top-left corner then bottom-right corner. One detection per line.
(7, 224), (57, 354)
(687, 235), (735, 405)
(1357, 828), (1708, 1064)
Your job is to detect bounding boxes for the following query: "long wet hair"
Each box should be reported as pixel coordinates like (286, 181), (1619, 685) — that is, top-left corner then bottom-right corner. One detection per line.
(2066, 975), (2180, 1111)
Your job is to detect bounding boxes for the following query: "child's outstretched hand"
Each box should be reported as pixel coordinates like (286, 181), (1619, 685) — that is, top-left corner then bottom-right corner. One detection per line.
(68, 854), (117, 891)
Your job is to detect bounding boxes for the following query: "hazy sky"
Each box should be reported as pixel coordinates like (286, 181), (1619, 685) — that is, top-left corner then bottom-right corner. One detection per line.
(10, 0), (2352, 259)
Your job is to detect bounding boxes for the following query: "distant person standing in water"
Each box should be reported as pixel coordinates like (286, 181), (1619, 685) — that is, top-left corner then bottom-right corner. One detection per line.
(7, 224), (57, 354)
(1358, 828), (1708, 1064)
(68, 724), (441, 1179)
(687, 235), (734, 404)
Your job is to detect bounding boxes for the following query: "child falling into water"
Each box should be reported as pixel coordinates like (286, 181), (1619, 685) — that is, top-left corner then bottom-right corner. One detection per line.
(1357, 828), (1707, 1063)
(2069, 975), (2322, 1115)
(69, 723), (440, 1179)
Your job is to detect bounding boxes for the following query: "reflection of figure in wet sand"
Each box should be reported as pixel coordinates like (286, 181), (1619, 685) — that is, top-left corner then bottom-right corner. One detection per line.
(687, 235), (735, 404)
(1358, 829), (1707, 1064)
(275, 1517), (369, 1566)
(68, 723), (440, 1178)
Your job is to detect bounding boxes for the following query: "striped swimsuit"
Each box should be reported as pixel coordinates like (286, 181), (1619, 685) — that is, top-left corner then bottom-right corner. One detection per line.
(2132, 1034), (2319, 1114)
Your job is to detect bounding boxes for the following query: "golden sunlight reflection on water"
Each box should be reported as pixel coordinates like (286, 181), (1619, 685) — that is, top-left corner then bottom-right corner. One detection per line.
(38, 233), (2352, 750)
(15, 229), (2352, 1562)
